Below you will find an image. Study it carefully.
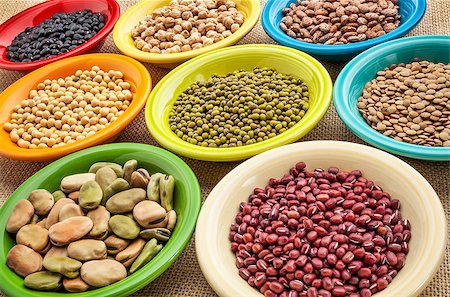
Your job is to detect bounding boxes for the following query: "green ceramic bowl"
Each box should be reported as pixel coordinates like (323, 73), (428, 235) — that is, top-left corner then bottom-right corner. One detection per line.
(0, 143), (201, 297)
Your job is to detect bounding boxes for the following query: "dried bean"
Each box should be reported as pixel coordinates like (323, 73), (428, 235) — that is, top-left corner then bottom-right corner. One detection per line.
(230, 163), (410, 296)
(280, 0), (400, 44)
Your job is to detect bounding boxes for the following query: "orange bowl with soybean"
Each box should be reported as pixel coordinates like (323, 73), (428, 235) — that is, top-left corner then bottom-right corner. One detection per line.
(112, 0), (260, 68)
(0, 53), (152, 162)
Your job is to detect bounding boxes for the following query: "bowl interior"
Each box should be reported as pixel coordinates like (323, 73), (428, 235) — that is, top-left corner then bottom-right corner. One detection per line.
(146, 45), (332, 161)
(0, 53), (152, 161)
(0, 0), (117, 66)
(113, 0), (260, 65)
(262, 0), (425, 59)
(334, 36), (450, 160)
(196, 141), (446, 297)
(0, 143), (201, 297)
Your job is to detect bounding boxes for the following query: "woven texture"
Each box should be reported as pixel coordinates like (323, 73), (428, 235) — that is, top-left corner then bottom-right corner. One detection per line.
(0, 0), (449, 296)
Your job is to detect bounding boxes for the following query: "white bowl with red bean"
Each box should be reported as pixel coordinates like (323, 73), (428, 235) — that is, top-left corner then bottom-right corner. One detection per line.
(195, 141), (446, 297)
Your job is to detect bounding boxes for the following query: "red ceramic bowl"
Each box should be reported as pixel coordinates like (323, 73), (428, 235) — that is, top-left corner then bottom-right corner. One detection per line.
(0, 0), (120, 71)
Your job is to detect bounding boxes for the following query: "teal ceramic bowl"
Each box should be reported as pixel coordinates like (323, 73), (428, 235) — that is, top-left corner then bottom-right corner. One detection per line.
(0, 143), (201, 297)
(334, 35), (450, 161)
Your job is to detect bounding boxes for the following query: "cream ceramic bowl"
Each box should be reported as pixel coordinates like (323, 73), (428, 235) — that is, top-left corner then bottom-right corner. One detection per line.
(195, 141), (447, 297)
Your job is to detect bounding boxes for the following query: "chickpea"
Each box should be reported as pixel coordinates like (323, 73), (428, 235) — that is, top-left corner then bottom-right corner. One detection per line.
(230, 23), (240, 33)
(131, 0), (243, 54)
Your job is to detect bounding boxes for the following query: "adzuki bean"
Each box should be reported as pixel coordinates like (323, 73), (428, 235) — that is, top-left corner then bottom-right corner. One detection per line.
(230, 162), (411, 296)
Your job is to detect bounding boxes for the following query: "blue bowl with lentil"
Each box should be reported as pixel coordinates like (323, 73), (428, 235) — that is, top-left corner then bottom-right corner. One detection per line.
(334, 35), (450, 161)
(261, 0), (426, 61)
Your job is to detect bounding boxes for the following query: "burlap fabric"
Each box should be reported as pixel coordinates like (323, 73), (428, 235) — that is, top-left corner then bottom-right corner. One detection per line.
(0, 0), (449, 296)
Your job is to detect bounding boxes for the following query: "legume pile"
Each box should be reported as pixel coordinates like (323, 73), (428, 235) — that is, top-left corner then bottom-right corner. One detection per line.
(131, 0), (244, 54)
(3, 66), (132, 149)
(230, 163), (411, 297)
(169, 67), (310, 147)
(280, 0), (400, 44)
(5, 160), (176, 292)
(6, 10), (105, 62)
(358, 59), (450, 147)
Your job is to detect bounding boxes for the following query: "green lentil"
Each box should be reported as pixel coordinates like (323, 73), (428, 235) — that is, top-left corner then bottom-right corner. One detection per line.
(169, 67), (309, 148)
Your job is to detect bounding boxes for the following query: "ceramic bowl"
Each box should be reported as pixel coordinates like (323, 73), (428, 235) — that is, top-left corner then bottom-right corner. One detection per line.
(0, 53), (152, 161)
(0, 0), (120, 71)
(0, 143), (202, 297)
(334, 35), (450, 161)
(196, 141), (447, 297)
(112, 0), (260, 68)
(261, 0), (426, 61)
(145, 44), (333, 161)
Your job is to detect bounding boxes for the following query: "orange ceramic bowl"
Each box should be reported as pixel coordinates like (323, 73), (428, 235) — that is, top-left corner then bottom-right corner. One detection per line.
(0, 53), (152, 162)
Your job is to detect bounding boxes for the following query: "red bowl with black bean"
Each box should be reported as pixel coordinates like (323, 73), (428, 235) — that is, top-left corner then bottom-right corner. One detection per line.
(0, 0), (120, 71)
(196, 141), (447, 297)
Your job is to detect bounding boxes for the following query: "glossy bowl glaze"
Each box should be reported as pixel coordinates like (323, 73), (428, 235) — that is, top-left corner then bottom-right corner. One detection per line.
(334, 35), (450, 161)
(145, 44), (333, 161)
(196, 141), (447, 297)
(0, 53), (152, 162)
(0, 0), (120, 71)
(261, 0), (426, 61)
(113, 0), (260, 68)
(0, 143), (201, 297)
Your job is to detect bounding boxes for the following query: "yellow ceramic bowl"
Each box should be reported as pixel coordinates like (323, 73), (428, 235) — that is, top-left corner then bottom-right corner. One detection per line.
(112, 0), (260, 68)
(196, 141), (447, 297)
(0, 53), (152, 162)
(145, 44), (333, 161)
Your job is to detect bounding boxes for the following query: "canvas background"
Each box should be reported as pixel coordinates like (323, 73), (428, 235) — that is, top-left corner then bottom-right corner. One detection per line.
(0, 0), (449, 296)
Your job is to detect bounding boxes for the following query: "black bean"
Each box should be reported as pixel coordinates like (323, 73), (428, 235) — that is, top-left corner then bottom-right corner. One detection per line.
(6, 10), (105, 62)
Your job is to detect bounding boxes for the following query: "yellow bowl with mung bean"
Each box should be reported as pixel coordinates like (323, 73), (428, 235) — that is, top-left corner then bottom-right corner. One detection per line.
(112, 0), (261, 68)
(145, 44), (333, 161)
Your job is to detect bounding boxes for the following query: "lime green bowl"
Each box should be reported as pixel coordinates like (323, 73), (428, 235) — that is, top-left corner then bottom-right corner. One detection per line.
(0, 143), (201, 297)
(145, 44), (333, 162)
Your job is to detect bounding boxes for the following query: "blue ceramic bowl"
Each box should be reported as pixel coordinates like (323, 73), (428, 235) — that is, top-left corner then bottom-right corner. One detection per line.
(334, 35), (450, 161)
(261, 0), (426, 61)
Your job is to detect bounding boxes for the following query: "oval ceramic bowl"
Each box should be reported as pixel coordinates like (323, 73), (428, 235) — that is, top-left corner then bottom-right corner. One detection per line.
(334, 35), (450, 161)
(0, 143), (201, 297)
(196, 141), (447, 297)
(0, 53), (152, 162)
(113, 0), (260, 68)
(145, 44), (333, 161)
(0, 0), (120, 71)
(261, 0), (426, 61)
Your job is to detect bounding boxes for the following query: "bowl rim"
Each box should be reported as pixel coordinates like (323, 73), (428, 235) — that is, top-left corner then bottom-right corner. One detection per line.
(0, 53), (152, 162)
(145, 44), (333, 161)
(0, 142), (202, 297)
(261, 0), (427, 56)
(334, 35), (450, 161)
(195, 140), (447, 297)
(112, 0), (261, 64)
(0, 0), (120, 71)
